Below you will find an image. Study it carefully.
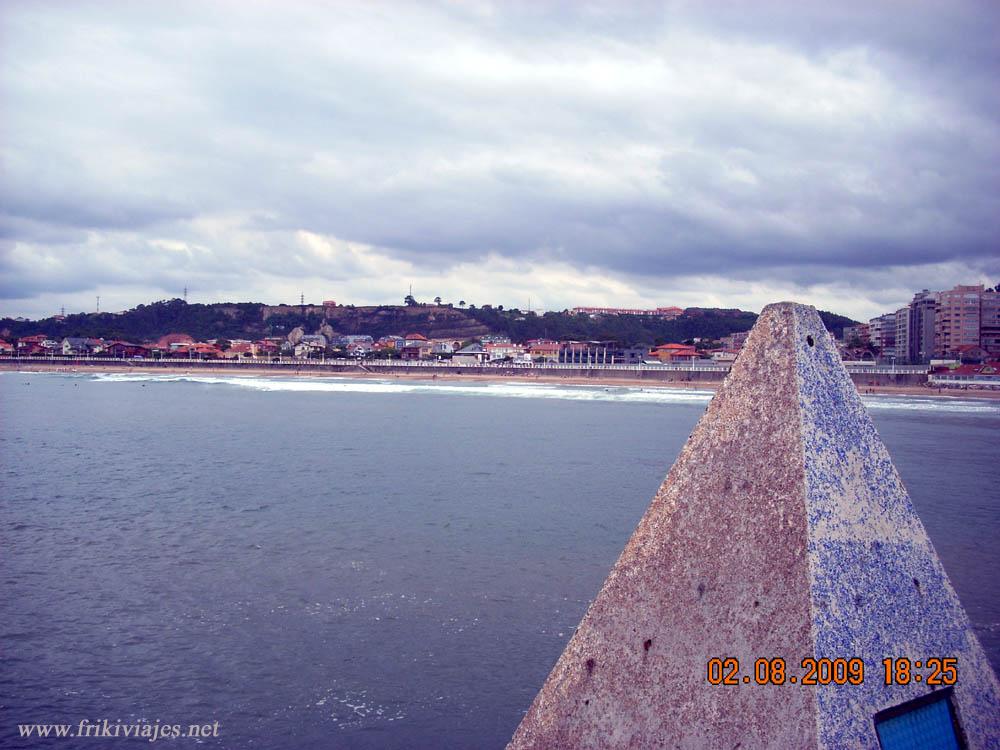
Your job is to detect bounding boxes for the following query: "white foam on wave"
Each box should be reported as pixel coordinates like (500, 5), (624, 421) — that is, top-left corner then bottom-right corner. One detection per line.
(87, 372), (715, 405)
(858, 395), (998, 414)
(16, 370), (998, 414)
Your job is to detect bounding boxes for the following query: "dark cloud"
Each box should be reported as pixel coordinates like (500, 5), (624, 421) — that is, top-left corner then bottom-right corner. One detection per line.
(1, 0), (998, 319)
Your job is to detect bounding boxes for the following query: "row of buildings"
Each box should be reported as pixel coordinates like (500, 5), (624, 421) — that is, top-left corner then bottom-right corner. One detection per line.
(1, 330), (729, 365)
(289, 331), (708, 365)
(4, 334), (270, 360)
(842, 284), (999, 364)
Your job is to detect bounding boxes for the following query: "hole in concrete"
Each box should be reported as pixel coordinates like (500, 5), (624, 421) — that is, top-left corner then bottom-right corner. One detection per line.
(584, 699), (590, 706)
(643, 639), (653, 652)
(586, 658), (595, 674)
(806, 335), (815, 347)
(913, 577), (921, 593)
(697, 582), (706, 598)
(753, 600), (760, 608)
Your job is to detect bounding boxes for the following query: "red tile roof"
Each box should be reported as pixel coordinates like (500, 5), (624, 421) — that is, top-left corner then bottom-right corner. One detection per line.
(653, 343), (697, 351)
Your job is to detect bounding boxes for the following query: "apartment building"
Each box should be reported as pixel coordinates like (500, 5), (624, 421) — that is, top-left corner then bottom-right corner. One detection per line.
(868, 313), (897, 359)
(906, 290), (937, 364)
(894, 308), (909, 365)
(935, 285), (988, 357)
(981, 289), (1000, 356)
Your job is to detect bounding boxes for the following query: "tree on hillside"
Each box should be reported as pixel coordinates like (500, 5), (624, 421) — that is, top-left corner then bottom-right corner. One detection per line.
(816, 310), (860, 338)
(404, 295), (416, 306)
(434, 296), (442, 305)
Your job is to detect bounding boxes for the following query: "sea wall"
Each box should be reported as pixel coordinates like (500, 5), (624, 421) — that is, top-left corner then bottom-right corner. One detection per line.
(0, 357), (929, 387)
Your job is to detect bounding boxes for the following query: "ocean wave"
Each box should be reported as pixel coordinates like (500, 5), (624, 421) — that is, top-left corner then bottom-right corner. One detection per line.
(8, 370), (997, 413)
(859, 396), (999, 414)
(86, 372), (715, 405)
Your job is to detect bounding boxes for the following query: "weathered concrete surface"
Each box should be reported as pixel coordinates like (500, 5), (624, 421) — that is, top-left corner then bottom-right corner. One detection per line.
(508, 302), (1000, 750)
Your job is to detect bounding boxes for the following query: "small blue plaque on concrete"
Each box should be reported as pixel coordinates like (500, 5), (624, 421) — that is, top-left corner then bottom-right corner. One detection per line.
(875, 689), (964, 750)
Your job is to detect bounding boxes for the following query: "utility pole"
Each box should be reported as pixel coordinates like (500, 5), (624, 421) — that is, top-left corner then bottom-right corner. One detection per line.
(96, 296), (100, 314)
(183, 286), (188, 302)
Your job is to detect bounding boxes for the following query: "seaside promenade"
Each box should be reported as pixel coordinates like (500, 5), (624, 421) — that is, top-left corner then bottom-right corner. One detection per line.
(0, 355), (938, 390)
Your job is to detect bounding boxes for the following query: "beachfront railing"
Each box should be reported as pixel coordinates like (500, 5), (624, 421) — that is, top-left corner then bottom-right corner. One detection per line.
(0, 354), (930, 375)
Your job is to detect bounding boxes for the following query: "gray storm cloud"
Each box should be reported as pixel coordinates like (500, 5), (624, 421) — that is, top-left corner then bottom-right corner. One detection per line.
(1, 0), (998, 319)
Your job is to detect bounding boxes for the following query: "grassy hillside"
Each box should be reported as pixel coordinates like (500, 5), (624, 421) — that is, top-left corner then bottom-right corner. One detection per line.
(0, 299), (858, 345)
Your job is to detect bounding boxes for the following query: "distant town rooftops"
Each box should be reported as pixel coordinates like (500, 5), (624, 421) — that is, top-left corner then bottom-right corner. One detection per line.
(572, 306), (683, 318)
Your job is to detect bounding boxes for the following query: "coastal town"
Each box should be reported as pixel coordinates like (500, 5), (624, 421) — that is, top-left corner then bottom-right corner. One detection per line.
(2, 282), (998, 390)
(4, 3), (1000, 747)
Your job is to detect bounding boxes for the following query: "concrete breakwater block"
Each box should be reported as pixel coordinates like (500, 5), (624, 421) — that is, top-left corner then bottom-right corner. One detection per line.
(508, 302), (999, 749)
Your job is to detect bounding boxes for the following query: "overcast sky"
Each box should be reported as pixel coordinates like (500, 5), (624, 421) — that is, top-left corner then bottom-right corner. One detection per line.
(2, 1), (998, 321)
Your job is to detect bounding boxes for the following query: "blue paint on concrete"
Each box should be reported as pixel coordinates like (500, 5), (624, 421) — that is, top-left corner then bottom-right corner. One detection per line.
(792, 304), (1000, 749)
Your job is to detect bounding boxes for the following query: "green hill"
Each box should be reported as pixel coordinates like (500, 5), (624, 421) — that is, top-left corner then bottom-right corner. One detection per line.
(0, 299), (857, 346)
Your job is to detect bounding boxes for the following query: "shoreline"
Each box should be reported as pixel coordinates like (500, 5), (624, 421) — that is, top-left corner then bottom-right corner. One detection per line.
(4, 361), (999, 400)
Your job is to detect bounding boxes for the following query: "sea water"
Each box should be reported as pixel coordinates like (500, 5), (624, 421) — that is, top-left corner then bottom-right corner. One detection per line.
(1, 372), (998, 748)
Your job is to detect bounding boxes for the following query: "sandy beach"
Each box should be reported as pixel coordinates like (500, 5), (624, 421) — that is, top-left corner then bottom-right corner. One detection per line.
(4, 360), (998, 400)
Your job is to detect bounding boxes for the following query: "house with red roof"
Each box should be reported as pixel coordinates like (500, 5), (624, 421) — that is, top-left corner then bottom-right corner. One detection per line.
(930, 361), (1000, 389)
(169, 342), (221, 359)
(16, 334), (60, 355)
(104, 341), (151, 358)
(401, 341), (434, 360)
(222, 342), (257, 358)
(485, 342), (527, 362)
(256, 339), (280, 356)
(528, 340), (561, 362)
(16, 334), (46, 355)
(649, 343), (702, 363)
